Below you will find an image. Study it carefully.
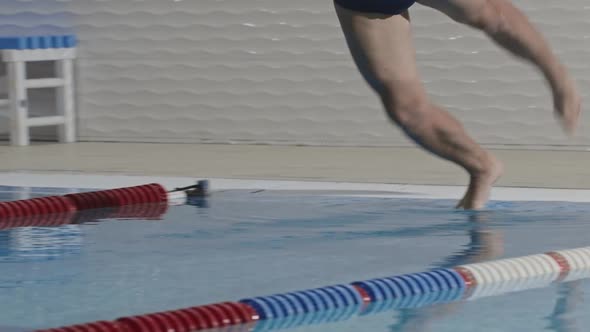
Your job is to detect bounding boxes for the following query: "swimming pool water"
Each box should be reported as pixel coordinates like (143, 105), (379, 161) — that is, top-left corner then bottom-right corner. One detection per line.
(0, 186), (589, 331)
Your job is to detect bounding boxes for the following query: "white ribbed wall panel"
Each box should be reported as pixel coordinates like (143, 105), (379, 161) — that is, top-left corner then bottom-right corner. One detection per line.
(1, 0), (589, 147)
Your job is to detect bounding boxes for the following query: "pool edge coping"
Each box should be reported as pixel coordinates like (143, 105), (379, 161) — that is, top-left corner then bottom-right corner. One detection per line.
(1, 171), (590, 202)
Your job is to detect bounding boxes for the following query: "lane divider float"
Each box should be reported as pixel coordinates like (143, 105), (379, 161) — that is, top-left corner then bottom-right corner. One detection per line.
(37, 246), (590, 332)
(0, 181), (209, 230)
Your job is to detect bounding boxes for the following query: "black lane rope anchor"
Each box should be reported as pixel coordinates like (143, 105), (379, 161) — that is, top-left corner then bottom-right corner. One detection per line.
(170, 180), (209, 197)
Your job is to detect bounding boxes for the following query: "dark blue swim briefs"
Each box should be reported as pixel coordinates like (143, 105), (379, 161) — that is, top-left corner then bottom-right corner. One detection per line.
(334, 0), (416, 15)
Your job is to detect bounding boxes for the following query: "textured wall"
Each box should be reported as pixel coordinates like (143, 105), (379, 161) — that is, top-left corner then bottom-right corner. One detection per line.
(1, 0), (589, 147)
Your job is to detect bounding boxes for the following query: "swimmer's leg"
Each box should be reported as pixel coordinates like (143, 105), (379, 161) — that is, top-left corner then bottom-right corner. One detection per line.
(334, 4), (502, 210)
(418, 0), (581, 135)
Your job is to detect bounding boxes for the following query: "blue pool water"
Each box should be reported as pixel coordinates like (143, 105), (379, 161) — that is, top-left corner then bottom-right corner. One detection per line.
(0, 186), (589, 331)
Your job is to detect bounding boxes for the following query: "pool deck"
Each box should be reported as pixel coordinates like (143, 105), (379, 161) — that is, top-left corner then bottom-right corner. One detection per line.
(1, 142), (590, 201)
(1, 142), (590, 187)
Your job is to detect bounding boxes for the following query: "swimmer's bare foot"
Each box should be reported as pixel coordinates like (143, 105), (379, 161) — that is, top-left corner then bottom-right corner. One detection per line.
(456, 155), (504, 210)
(551, 68), (582, 135)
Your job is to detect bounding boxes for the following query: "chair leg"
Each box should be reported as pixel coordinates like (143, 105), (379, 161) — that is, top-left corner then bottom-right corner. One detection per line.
(7, 61), (29, 146)
(56, 58), (75, 143)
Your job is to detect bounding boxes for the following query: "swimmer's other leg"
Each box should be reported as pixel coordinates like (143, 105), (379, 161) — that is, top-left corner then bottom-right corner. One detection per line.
(334, 4), (502, 210)
(418, 0), (581, 135)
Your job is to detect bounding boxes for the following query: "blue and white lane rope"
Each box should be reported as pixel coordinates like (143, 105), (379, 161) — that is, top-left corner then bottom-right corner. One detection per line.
(239, 247), (590, 332)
